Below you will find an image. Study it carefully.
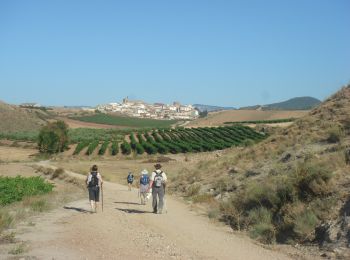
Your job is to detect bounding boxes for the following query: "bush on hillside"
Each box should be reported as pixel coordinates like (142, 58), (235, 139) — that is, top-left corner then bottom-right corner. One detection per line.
(219, 161), (334, 244)
(38, 121), (69, 154)
(294, 162), (333, 200)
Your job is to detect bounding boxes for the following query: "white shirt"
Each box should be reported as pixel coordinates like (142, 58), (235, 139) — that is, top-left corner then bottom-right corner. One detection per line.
(150, 169), (167, 182)
(86, 172), (102, 185)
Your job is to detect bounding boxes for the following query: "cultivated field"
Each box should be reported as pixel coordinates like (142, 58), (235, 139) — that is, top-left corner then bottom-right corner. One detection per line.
(71, 113), (180, 128)
(187, 110), (309, 127)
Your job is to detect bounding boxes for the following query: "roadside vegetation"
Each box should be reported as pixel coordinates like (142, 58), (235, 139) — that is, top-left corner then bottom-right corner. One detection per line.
(0, 166), (85, 236)
(0, 176), (53, 206)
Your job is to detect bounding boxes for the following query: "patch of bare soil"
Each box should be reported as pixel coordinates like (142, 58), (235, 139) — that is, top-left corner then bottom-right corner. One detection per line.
(0, 146), (37, 162)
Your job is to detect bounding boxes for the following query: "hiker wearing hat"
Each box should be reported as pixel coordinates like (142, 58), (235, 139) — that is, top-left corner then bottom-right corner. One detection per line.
(139, 169), (150, 205)
(86, 165), (103, 213)
(149, 163), (167, 214)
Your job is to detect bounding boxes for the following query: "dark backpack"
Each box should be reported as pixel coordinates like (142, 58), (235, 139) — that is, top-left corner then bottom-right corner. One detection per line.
(127, 174), (134, 182)
(140, 174), (149, 185)
(153, 171), (163, 188)
(88, 172), (99, 187)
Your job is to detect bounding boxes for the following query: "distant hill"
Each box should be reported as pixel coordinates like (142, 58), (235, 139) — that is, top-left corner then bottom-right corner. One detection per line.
(0, 100), (51, 132)
(193, 104), (236, 112)
(240, 96), (321, 110)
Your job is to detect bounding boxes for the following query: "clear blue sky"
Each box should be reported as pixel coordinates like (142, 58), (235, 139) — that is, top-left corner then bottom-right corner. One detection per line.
(0, 0), (349, 107)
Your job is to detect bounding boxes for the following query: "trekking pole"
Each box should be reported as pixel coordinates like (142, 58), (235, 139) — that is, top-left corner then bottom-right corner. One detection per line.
(101, 183), (104, 212)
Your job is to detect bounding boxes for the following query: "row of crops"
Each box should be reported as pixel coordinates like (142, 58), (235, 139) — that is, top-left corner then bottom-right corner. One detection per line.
(72, 125), (266, 156)
(0, 128), (127, 143)
(224, 118), (296, 125)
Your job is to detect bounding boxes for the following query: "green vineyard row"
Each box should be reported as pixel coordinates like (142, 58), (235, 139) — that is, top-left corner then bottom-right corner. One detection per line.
(72, 126), (266, 156)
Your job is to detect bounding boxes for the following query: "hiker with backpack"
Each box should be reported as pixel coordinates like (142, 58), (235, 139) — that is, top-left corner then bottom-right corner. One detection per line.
(149, 163), (167, 214)
(127, 172), (134, 191)
(86, 165), (103, 213)
(139, 169), (150, 205)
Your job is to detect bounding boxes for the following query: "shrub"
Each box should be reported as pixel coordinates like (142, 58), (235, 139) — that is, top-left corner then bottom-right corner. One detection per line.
(186, 183), (201, 197)
(73, 140), (89, 155)
(8, 242), (27, 255)
(98, 140), (109, 155)
(293, 209), (318, 240)
(0, 210), (13, 232)
(135, 143), (145, 154)
(244, 181), (280, 210)
(248, 207), (272, 225)
(86, 140), (99, 155)
(249, 222), (276, 244)
(51, 168), (65, 180)
(121, 140), (131, 155)
(326, 126), (343, 143)
(294, 162), (333, 200)
(110, 141), (119, 155)
(192, 193), (214, 203)
(29, 199), (50, 212)
(38, 121), (69, 154)
(208, 207), (220, 219)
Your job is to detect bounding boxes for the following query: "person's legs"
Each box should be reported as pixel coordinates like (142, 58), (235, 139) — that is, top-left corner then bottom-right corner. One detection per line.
(140, 193), (145, 205)
(143, 192), (148, 204)
(128, 182), (131, 191)
(152, 188), (158, 213)
(90, 200), (95, 212)
(157, 187), (165, 214)
(88, 188), (95, 212)
(94, 187), (100, 212)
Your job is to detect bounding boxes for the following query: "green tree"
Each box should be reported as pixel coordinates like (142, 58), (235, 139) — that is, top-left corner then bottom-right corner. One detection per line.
(38, 121), (69, 154)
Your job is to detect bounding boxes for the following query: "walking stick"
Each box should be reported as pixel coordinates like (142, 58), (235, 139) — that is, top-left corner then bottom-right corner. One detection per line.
(101, 183), (104, 212)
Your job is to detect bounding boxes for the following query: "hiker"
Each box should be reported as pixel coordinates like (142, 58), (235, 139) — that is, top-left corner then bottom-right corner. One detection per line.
(149, 163), (167, 214)
(139, 169), (150, 205)
(127, 171), (134, 191)
(86, 165), (103, 213)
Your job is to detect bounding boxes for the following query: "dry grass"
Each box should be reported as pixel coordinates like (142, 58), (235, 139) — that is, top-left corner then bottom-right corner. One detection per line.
(0, 101), (49, 132)
(188, 110), (309, 127)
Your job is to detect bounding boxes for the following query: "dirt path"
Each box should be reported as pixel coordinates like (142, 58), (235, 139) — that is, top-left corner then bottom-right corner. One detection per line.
(11, 167), (290, 260)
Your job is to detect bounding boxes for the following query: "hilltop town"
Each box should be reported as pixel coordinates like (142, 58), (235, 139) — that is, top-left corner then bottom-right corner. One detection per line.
(96, 97), (199, 120)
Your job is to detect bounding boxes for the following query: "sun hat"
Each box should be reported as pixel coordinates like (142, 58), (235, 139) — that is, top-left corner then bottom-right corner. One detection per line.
(141, 169), (148, 175)
(154, 163), (162, 169)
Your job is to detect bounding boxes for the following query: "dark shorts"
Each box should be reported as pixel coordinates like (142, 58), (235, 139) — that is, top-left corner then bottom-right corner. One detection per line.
(127, 181), (133, 184)
(88, 186), (100, 201)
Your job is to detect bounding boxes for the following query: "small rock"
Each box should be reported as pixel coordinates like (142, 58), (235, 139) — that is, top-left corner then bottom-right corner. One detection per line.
(320, 252), (328, 258)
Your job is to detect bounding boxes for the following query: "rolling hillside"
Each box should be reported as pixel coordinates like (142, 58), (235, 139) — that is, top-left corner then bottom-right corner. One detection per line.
(240, 96), (321, 110)
(0, 101), (51, 132)
(193, 104), (236, 112)
(171, 85), (350, 254)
